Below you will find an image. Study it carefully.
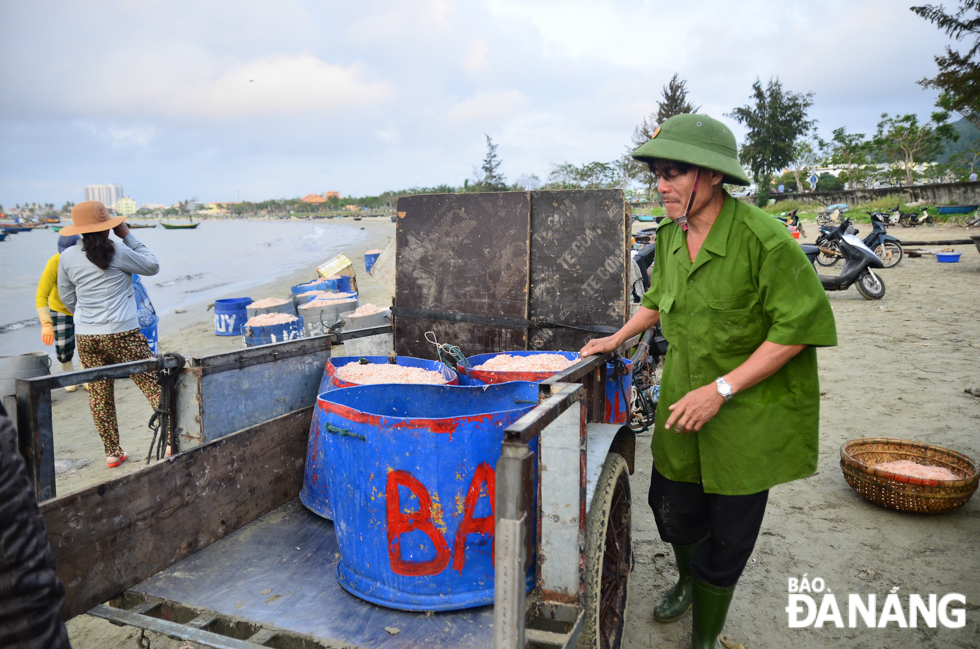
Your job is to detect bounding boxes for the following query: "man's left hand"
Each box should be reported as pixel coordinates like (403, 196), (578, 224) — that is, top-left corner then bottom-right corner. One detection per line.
(665, 384), (725, 433)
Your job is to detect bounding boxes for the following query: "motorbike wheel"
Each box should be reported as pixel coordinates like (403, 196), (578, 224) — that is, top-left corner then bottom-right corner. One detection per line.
(797, 223), (806, 238)
(926, 216), (936, 227)
(899, 217), (911, 228)
(855, 269), (885, 300)
(873, 242), (903, 268)
(815, 240), (841, 267)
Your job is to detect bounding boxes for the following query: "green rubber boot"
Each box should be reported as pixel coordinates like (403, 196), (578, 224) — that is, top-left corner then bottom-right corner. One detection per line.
(691, 579), (738, 649)
(653, 540), (703, 622)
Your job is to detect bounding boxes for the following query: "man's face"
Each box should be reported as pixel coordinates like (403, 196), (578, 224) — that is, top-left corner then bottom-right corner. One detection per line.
(657, 166), (700, 220)
(655, 165), (722, 220)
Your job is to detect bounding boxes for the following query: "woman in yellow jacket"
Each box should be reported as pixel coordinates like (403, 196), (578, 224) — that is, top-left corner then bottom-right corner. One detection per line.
(36, 235), (82, 392)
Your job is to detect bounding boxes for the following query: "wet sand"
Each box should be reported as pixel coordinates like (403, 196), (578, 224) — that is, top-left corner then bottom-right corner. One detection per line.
(64, 220), (980, 647)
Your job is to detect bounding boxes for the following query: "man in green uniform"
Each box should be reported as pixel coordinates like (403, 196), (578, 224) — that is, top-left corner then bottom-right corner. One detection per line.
(581, 113), (836, 649)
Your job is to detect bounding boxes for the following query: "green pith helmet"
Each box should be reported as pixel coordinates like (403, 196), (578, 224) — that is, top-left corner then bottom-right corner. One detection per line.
(631, 113), (750, 186)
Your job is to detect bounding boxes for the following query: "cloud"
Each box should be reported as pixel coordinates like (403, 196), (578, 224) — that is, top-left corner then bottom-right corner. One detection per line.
(462, 41), (490, 73)
(447, 89), (528, 124)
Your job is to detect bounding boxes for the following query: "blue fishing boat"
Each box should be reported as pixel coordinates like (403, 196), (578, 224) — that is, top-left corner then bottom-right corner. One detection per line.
(935, 205), (978, 214)
(0, 233), (7, 241)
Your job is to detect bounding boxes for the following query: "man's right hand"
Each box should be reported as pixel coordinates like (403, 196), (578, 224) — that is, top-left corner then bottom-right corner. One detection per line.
(580, 336), (620, 358)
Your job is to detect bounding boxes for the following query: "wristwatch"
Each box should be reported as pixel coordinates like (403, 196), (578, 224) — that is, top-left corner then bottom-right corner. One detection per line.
(715, 377), (733, 403)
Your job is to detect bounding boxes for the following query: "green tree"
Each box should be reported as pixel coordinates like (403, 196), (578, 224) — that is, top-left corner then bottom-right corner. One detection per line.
(912, 2), (980, 129)
(726, 77), (815, 205)
(949, 139), (980, 177)
(824, 128), (870, 189)
(789, 133), (825, 192)
(623, 73), (699, 199)
(815, 172), (845, 192)
(872, 112), (958, 185)
(60, 201), (75, 214)
(475, 134), (507, 191)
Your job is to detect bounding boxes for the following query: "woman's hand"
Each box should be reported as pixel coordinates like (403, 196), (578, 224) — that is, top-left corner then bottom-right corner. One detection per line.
(113, 222), (130, 238)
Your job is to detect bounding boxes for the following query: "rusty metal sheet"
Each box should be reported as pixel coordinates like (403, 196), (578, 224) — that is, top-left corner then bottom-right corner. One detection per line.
(394, 192), (531, 358)
(528, 190), (629, 352)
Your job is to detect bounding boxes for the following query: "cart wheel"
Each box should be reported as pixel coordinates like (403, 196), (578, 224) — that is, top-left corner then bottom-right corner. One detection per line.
(578, 453), (631, 649)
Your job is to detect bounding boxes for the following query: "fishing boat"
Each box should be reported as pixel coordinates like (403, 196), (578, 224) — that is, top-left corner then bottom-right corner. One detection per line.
(935, 205), (978, 215)
(1, 226), (32, 233)
(51, 225), (64, 233)
(162, 215), (199, 229)
(128, 222), (157, 229)
(0, 233), (7, 242)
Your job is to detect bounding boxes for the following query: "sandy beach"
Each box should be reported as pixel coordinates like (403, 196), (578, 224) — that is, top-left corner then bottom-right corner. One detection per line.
(56, 218), (980, 648)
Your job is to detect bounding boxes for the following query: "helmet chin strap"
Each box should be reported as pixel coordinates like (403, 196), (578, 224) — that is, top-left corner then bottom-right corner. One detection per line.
(675, 168), (701, 232)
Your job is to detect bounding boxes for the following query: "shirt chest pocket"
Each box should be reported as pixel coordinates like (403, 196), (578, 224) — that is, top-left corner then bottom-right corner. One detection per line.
(707, 295), (766, 354)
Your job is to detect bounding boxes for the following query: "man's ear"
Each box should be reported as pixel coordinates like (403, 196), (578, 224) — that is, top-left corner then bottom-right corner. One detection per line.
(707, 169), (726, 187)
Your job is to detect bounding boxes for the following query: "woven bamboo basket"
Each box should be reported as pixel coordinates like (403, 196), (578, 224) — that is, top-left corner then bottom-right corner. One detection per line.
(840, 438), (979, 514)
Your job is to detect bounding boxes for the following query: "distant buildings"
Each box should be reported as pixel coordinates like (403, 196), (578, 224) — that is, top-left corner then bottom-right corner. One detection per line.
(324, 191), (340, 200)
(84, 184), (125, 208)
(141, 203), (166, 210)
(116, 197), (137, 215)
(301, 194), (327, 204)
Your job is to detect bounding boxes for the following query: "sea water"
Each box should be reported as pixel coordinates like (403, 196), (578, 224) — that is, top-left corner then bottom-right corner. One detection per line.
(0, 220), (363, 361)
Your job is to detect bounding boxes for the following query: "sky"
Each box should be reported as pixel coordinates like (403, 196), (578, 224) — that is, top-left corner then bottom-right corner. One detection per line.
(0, 0), (958, 206)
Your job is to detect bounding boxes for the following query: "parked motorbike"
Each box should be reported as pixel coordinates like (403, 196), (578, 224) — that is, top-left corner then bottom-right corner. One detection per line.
(774, 208), (806, 238)
(899, 209), (935, 228)
(863, 213), (903, 268)
(801, 219), (886, 299)
(816, 203), (849, 225)
(813, 219), (858, 267)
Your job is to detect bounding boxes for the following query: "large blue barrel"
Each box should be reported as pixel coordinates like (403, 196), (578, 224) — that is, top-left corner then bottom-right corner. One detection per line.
(604, 359), (633, 424)
(463, 350), (581, 384)
(241, 317), (305, 347)
(291, 279), (331, 295)
(364, 250), (382, 273)
(302, 356), (458, 520)
(335, 275), (353, 293)
(213, 298), (252, 336)
(313, 382), (539, 611)
(463, 351), (630, 424)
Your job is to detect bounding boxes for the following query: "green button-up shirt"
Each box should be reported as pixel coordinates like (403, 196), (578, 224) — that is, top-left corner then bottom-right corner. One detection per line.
(642, 194), (837, 495)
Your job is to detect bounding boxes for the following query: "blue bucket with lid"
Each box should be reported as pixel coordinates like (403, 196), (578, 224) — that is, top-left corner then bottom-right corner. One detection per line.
(213, 298), (252, 336)
(312, 382), (539, 611)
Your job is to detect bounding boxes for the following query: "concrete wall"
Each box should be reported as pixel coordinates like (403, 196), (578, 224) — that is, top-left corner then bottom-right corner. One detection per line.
(768, 181), (980, 207)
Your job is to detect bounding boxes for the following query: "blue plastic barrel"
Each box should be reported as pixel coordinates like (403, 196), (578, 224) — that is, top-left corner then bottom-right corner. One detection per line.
(291, 280), (331, 295)
(241, 317), (305, 347)
(604, 359), (633, 424)
(364, 251), (381, 273)
(335, 275), (352, 293)
(213, 298), (252, 336)
(302, 356), (459, 520)
(313, 382), (539, 611)
(463, 350), (580, 384)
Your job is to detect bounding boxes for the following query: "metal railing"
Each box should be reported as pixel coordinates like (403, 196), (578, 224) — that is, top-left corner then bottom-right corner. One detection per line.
(14, 326), (390, 503)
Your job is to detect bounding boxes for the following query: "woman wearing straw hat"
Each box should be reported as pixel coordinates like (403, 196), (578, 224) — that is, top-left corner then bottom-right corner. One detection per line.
(57, 201), (161, 469)
(582, 114), (836, 649)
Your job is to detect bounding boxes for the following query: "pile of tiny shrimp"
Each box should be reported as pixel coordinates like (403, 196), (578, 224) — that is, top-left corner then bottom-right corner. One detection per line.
(302, 297), (357, 309)
(473, 353), (576, 372)
(349, 303), (387, 317)
(248, 297), (289, 309)
(246, 313), (299, 327)
(875, 459), (960, 481)
(297, 290), (332, 298)
(335, 363), (449, 385)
